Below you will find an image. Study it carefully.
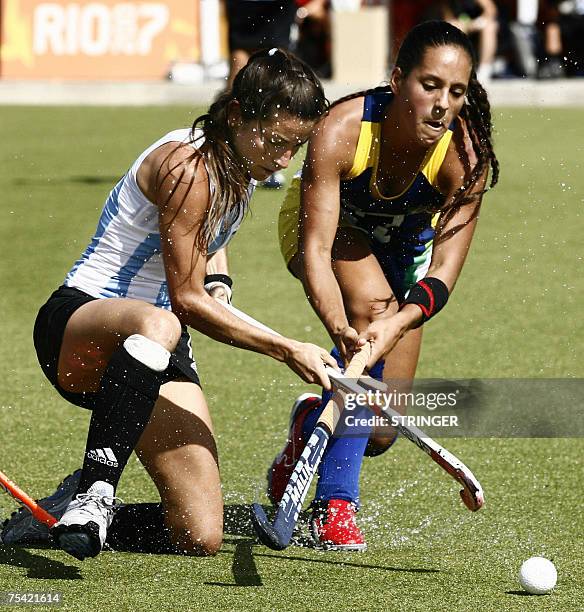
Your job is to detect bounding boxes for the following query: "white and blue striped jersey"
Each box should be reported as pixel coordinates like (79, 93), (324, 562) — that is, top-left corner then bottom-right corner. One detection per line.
(65, 128), (252, 309)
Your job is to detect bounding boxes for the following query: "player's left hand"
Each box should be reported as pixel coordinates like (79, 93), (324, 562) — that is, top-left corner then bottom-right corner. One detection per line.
(359, 315), (410, 366)
(331, 325), (364, 365)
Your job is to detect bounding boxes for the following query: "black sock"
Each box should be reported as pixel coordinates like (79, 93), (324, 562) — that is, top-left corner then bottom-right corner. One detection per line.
(77, 346), (165, 493)
(105, 503), (179, 554)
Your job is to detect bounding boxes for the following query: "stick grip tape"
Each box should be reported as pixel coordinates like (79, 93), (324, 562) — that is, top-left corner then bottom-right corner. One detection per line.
(316, 343), (372, 433)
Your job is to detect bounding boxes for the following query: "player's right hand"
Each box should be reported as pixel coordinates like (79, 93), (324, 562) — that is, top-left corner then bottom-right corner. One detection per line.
(331, 326), (364, 365)
(283, 340), (339, 390)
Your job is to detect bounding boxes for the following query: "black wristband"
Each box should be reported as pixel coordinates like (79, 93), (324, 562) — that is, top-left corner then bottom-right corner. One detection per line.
(204, 274), (233, 289)
(400, 277), (449, 326)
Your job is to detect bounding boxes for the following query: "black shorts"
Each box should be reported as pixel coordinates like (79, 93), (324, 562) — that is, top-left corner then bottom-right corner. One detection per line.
(33, 285), (201, 410)
(226, 0), (296, 51)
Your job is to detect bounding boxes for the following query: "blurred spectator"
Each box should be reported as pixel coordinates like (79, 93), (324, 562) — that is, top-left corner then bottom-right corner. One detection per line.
(538, 1), (566, 77)
(294, 0), (331, 78)
(225, 0), (297, 88)
(389, 0), (583, 79)
(497, 0), (539, 77)
(497, 1), (583, 78)
(542, 0), (584, 76)
(431, 1), (499, 82)
(224, 0), (297, 188)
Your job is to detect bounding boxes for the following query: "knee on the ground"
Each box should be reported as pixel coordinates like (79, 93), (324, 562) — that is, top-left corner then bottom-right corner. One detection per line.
(169, 522), (223, 557)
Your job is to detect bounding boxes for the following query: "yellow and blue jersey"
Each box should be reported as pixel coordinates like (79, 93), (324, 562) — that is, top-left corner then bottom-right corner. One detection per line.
(335, 89), (453, 299)
(278, 89), (453, 301)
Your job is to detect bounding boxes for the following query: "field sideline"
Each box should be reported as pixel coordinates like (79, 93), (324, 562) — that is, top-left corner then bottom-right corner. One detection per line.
(0, 106), (582, 611)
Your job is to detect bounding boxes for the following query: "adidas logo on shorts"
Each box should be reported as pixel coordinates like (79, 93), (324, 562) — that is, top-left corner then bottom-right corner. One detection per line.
(86, 447), (118, 467)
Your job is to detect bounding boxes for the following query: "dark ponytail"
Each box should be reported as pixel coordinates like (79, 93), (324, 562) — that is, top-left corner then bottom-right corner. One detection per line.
(395, 20), (498, 218)
(330, 22), (499, 228)
(190, 48), (328, 250)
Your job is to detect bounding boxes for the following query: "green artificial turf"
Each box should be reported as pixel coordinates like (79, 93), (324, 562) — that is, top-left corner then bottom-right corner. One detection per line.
(0, 106), (582, 611)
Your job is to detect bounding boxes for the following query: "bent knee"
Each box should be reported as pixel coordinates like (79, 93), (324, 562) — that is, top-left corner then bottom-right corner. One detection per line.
(365, 429), (398, 457)
(346, 294), (399, 328)
(167, 517), (223, 557)
(169, 523), (223, 557)
(135, 308), (182, 352)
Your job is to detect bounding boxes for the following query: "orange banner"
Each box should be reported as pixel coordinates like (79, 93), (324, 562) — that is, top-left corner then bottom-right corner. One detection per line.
(0, 0), (200, 79)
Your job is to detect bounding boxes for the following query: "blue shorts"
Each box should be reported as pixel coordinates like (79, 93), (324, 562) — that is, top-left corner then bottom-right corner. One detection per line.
(278, 175), (433, 302)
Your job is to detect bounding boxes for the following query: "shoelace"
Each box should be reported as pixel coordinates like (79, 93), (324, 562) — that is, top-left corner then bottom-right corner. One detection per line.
(71, 493), (123, 521)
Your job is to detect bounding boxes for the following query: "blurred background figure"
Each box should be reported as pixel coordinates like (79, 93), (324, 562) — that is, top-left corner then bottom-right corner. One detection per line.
(413, 0), (583, 80)
(498, 0), (564, 78)
(430, 0), (499, 83)
(498, 0), (539, 78)
(539, 0), (584, 77)
(294, 0), (332, 78)
(225, 0), (297, 87)
(560, 0), (584, 75)
(537, 0), (566, 77)
(225, 0), (297, 188)
(495, 0), (583, 79)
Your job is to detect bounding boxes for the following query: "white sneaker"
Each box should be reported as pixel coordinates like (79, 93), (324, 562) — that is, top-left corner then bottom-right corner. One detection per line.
(260, 171), (286, 189)
(1, 470), (81, 545)
(51, 481), (121, 561)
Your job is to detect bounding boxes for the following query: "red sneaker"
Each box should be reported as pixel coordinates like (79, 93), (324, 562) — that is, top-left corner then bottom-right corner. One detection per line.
(267, 393), (321, 505)
(310, 499), (367, 551)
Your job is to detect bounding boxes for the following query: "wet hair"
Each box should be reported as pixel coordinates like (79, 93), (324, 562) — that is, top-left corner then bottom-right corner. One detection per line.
(162, 48), (328, 252)
(395, 21), (499, 214)
(331, 20), (499, 224)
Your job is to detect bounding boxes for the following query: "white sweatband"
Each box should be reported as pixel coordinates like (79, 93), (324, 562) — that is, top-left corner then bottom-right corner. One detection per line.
(204, 280), (233, 304)
(123, 334), (171, 372)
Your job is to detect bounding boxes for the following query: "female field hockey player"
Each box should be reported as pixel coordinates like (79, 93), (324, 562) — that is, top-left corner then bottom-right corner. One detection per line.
(1, 48), (337, 560)
(269, 21), (499, 550)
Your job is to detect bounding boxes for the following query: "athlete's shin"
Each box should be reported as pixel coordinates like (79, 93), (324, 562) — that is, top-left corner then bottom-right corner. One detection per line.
(313, 393), (371, 506)
(309, 354), (387, 503)
(78, 335), (170, 493)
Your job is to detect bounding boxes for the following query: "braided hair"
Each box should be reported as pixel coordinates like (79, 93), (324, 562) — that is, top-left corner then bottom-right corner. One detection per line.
(331, 21), (499, 219)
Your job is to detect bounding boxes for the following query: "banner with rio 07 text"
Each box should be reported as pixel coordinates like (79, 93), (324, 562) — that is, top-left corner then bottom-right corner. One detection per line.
(0, 0), (200, 79)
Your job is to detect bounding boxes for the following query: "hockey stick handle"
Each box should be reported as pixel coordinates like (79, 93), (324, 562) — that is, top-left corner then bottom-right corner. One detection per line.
(317, 342), (372, 432)
(0, 470), (57, 527)
(219, 301), (284, 337)
(218, 301), (380, 393)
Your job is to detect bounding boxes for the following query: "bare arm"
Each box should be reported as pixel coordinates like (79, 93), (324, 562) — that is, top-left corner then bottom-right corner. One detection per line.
(300, 101), (364, 357)
(141, 142), (336, 387)
(476, 0), (497, 19)
(361, 123), (489, 363)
